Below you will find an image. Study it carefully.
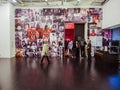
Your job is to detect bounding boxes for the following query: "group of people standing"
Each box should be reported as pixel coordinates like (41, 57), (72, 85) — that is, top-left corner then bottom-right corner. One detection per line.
(40, 38), (91, 64)
(67, 39), (91, 60)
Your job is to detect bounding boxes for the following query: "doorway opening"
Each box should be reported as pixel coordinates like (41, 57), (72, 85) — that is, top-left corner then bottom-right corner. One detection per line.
(64, 22), (85, 57)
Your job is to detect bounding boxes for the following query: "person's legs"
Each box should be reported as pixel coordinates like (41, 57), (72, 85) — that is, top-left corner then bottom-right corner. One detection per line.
(41, 56), (45, 64)
(46, 56), (50, 63)
(73, 48), (76, 58)
(81, 47), (84, 57)
(75, 48), (79, 57)
(82, 46), (86, 57)
(87, 51), (91, 60)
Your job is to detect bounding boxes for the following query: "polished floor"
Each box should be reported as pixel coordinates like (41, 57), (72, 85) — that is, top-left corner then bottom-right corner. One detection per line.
(0, 57), (120, 90)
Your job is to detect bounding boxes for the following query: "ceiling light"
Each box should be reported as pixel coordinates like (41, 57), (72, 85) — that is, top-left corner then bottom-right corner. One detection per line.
(45, 0), (48, 1)
(12, 0), (17, 3)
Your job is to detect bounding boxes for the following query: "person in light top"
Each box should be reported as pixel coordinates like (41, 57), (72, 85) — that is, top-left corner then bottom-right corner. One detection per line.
(41, 40), (50, 64)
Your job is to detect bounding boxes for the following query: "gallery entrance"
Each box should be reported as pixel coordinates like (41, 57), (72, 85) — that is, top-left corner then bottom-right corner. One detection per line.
(64, 22), (85, 56)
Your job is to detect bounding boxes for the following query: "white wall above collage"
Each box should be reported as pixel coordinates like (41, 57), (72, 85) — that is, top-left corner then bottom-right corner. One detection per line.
(102, 0), (120, 28)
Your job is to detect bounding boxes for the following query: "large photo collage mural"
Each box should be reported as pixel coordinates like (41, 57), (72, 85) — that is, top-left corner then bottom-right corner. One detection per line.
(15, 8), (102, 57)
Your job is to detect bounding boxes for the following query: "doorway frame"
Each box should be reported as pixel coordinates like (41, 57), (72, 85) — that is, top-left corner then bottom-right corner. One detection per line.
(64, 21), (88, 58)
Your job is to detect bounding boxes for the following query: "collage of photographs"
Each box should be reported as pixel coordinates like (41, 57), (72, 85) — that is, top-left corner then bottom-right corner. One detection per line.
(15, 8), (102, 57)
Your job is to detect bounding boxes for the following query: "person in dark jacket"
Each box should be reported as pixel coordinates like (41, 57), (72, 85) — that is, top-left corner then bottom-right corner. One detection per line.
(87, 39), (91, 60)
(72, 40), (80, 59)
(72, 40), (76, 58)
(80, 39), (86, 58)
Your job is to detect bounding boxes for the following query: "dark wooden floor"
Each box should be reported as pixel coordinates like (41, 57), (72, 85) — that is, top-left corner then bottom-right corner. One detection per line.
(0, 57), (120, 90)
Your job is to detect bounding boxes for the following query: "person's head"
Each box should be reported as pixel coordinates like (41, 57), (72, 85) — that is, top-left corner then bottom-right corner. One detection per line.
(81, 39), (84, 41)
(87, 39), (91, 43)
(76, 40), (79, 44)
(52, 41), (55, 44)
(44, 40), (48, 44)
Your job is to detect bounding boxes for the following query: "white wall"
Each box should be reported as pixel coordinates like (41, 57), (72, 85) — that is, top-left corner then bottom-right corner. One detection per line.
(103, 0), (120, 28)
(10, 4), (15, 58)
(0, 3), (15, 58)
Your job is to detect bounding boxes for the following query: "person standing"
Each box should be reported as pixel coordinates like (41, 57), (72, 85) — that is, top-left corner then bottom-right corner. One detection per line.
(75, 40), (80, 59)
(80, 39), (86, 58)
(41, 40), (50, 64)
(72, 40), (76, 58)
(102, 37), (109, 51)
(68, 40), (73, 56)
(87, 39), (91, 60)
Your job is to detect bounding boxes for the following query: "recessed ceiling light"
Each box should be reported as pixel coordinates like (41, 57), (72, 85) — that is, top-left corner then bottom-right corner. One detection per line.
(12, 0), (17, 3)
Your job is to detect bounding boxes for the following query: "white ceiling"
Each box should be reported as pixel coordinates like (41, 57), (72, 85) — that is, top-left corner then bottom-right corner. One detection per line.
(0, 0), (109, 7)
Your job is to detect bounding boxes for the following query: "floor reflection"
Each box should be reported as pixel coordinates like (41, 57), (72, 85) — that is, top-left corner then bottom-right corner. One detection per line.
(0, 57), (120, 90)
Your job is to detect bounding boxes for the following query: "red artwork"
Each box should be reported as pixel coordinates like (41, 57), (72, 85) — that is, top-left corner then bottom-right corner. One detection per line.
(90, 29), (97, 36)
(27, 26), (52, 41)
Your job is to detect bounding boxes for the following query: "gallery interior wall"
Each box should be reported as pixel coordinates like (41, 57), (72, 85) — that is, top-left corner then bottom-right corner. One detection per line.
(15, 8), (102, 57)
(0, 3), (106, 58)
(0, 0), (119, 58)
(103, 0), (120, 28)
(10, 4), (15, 58)
(0, 3), (15, 58)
